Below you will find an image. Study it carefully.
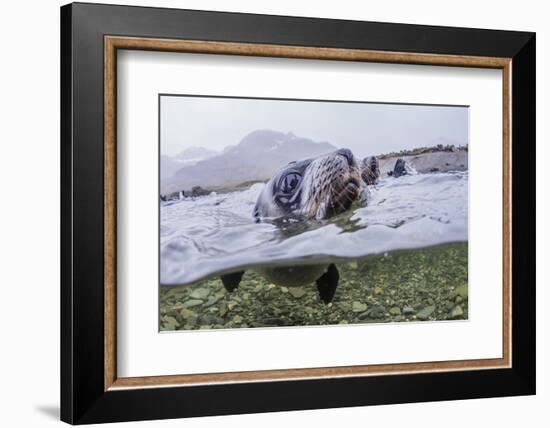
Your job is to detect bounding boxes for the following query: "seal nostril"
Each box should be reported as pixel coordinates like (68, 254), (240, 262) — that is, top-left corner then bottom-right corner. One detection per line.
(336, 148), (354, 166)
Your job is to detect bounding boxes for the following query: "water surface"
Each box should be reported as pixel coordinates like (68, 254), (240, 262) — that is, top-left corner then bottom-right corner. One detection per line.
(160, 171), (468, 286)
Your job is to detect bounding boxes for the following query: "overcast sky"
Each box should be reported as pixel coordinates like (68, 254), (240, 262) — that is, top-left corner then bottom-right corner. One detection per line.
(160, 95), (468, 159)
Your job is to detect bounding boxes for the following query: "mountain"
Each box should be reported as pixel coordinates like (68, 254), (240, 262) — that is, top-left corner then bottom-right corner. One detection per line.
(161, 147), (220, 181)
(160, 155), (185, 179)
(174, 146), (218, 162)
(162, 130), (337, 193)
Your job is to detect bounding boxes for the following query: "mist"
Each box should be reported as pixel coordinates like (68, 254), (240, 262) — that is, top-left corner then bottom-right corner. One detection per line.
(161, 95), (468, 159)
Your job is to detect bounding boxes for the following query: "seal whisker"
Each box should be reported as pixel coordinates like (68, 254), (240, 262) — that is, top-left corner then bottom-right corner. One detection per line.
(255, 149), (362, 221)
(342, 189), (356, 204)
(241, 149), (364, 304)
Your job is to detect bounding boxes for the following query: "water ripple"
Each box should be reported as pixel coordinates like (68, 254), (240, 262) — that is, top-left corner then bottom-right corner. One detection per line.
(161, 172), (468, 285)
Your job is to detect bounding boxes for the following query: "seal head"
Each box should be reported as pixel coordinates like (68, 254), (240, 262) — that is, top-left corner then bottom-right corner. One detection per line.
(253, 148), (362, 221)
(361, 156), (380, 185)
(221, 149), (358, 303)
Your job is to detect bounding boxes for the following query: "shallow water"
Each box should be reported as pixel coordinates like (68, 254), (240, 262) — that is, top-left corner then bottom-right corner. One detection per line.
(160, 242), (468, 331)
(160, 171), (468, 286)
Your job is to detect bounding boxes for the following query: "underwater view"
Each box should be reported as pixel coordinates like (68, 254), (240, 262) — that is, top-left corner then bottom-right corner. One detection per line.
(160, 242), (468, 331)
(159, 95), (469, 331)
(160, 161), (468, 331)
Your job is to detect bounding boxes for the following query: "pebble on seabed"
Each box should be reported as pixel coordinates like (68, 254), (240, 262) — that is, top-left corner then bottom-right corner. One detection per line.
(159, 242), (469, 331)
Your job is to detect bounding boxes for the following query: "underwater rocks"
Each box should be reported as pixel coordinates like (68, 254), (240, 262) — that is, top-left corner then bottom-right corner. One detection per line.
(389, 306), (401, 316)
(402, 306), (415, 316)
(450, 305), (464, 319)
(416, 305), (435, 321)
(447, 283), (468, 320)
(189, 287), (211, 300)
(352, 302), (368, 312)
(182, 299), (203, 308)
(288, 287), (307, 299)
(362, 305), (386, 319)
(451, 284), (468, 300)
(159, 242), (469, 331)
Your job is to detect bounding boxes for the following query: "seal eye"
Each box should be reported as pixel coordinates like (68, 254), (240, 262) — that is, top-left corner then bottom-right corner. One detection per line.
(279, 172), (301, 194)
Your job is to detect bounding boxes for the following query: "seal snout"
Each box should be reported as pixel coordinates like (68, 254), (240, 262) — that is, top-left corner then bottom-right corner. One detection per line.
(346, 179), (359, 193)
(254, 148), (363, 221)
(338, 176), (361, 209)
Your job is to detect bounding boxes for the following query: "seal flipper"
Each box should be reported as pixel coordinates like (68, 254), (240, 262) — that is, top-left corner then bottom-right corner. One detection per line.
(221, 271), (244, 292)
(316, 264), (339, 304)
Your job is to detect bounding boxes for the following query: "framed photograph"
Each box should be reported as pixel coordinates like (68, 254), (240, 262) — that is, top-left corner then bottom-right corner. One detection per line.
(61, 2), (535, 424)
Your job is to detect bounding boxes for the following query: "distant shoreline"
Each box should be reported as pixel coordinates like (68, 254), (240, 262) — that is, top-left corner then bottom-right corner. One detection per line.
(161, 146), (468, 198)
(378, 150), (468, 176)
(377, 144), (467, 159)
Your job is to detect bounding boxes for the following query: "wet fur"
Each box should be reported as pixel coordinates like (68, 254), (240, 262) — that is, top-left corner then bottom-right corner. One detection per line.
(253, 150), (362, 221)
(221, 150), (361, 303)
(361, 156), (380, 185)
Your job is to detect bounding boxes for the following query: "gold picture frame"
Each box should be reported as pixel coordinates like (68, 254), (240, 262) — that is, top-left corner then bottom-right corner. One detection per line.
(103, 36), (512, 391)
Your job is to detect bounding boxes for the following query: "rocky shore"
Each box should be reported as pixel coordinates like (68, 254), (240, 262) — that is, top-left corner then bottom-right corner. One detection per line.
(378, 150), (468, 176)
(160, 242), (468, 331)
(161, 148), (468, 200)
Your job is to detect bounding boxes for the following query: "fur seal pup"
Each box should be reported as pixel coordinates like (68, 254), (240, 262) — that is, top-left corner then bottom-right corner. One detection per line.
(361, 156), (380, 185)
(221, 148), (363, 304)
(390, 158), (408, 178)
(388, 158), (417, 178)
